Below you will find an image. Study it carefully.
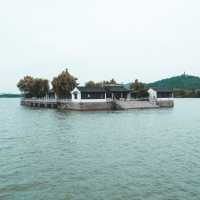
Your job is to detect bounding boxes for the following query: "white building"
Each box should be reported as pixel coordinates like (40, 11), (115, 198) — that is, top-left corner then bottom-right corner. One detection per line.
(148, 88), (174, 102)
(71, 87), (107, 103)
(71, 86), (131, 103)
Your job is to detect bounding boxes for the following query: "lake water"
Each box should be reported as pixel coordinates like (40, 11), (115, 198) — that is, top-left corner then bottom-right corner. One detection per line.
(0, 98), (200, 200)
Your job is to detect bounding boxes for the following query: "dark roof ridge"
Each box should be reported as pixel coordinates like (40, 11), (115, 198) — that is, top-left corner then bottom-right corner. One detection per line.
(77, 86), (106, 92)
(150, 87), (173, 92)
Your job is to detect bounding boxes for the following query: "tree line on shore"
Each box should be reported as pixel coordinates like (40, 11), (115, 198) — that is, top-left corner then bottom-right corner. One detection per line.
(17, 69), (147, 98)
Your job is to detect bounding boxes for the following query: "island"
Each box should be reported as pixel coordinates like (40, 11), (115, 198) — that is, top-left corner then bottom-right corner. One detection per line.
(17, 69), (174, 111)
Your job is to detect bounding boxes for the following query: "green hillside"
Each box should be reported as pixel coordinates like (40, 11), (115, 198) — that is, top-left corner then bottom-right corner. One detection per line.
(148, 74), (200, 90)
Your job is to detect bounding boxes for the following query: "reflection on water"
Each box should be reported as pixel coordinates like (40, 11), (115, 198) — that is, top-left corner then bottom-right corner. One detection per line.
(0, 98), (200, 200)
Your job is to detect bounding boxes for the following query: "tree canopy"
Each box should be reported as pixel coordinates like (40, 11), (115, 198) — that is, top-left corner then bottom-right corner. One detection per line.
(17, 76), (49, 98)
(85, 79), (117, 87)
(104, 78), (117, 85)
(148, 74), (200, 90)
(32, 79), (49, 98)
(130, 79), (148, 98)
(17, 76), (34, 94)
(51, 69), (78, 98)
(85, 81), (96, 88)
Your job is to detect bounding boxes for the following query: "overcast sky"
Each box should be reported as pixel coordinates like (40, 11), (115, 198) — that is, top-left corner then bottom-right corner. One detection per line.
(1, 0), (200, 92)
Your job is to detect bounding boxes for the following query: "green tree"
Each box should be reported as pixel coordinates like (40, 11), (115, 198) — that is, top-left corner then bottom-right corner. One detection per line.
(52, 69), (78, 98)
(131, 79), (143, 91)
(85, 79), (117, 88)
(85, 81), (96, 88)
(109, 78), (117, 84)
(32, 78), (49, 98)
(131, 79), (148, 98)
(102, 79), (117, 85)
(195, 90), (200, 97)
(17, 76), (49, 98)
(17, 76), (34, 97)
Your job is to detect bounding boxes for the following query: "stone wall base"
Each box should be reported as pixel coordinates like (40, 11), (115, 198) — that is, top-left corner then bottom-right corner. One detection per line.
(21, 99), (174, 110)
(58, 102), (113, 111)
(156, 100), (174, 108)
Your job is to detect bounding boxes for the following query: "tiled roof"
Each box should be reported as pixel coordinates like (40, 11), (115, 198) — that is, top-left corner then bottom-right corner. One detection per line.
(151, 88), (173, 92)
(105, 85), (131, 92)
(76, 85), (131, 93)
(77, 87), (106, 93)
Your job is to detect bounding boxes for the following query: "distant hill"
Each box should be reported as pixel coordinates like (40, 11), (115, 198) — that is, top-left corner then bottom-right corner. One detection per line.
(148, 74), (200, 90)
(0, 93), (22, 98)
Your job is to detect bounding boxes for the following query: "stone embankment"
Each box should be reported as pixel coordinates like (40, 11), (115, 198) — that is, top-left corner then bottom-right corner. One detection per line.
(58, 101), (113, 111)
(114, 100), (159, 110)
(21, 98), (174, 111)
(21, 99), (58, 108)
(156, 100), (174, 108)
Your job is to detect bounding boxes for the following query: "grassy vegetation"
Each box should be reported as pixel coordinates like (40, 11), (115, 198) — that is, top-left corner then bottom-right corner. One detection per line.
(149, 74), (200, 90)
(148, 74), (200, 98)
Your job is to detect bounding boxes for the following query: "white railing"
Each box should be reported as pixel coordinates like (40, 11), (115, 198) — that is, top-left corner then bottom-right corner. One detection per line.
(22, 98), (72, 103)
(57, 99), (72, 103)
(22, 97), (155, 104)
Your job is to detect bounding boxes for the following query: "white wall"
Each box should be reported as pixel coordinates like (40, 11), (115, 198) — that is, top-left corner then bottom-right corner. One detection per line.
(148, 88), (157, 102)
(148, 88), (174, 101)
(71, 88), (81, 102)
(71, 87), (107, 103)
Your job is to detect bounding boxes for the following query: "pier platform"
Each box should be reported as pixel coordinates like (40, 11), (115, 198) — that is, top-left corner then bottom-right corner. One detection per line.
(21, 98), (174, 111)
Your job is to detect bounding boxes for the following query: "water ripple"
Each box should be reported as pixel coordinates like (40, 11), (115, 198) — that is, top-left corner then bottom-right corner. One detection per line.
(0, 99), (200, 200)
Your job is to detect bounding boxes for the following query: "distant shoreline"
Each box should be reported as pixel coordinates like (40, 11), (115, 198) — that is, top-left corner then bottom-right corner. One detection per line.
(0, 94), (22, 98)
